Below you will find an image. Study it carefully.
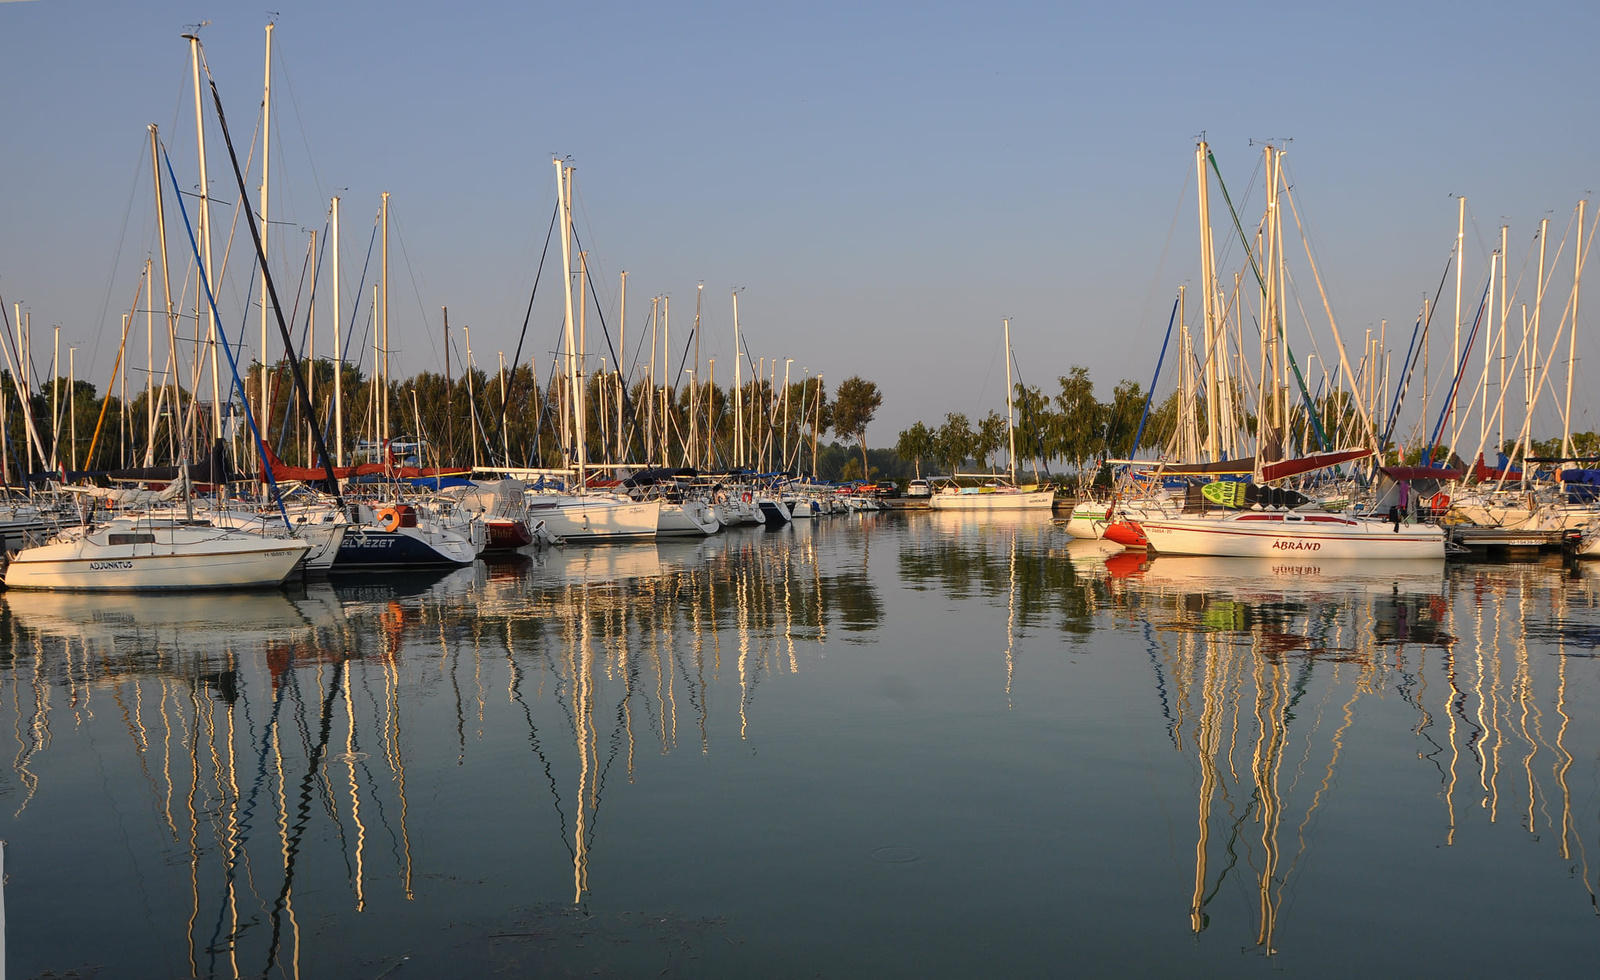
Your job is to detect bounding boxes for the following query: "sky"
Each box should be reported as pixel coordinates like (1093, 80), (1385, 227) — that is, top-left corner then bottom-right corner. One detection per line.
(2, 0), (1597, 452)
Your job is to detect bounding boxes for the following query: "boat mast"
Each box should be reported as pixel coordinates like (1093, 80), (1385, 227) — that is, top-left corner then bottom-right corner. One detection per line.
(693, 281), (702, 467)
(260, 21), (273, 453)
(646, 297), (657, 466)
(186, 33), (217, 463)
(1451, 194), (1465, 452)
(617, 270), (626, 462)
(381, 190), (390, 452)
(444, 306), (452, 464)
(332, 194), (343, 466)
(148, 124), (180, 467)
(555, 158), (586, 488)
(1499, 224), (1509, 451)
(1562, 199), (1586, 458)
(661, 296), (670, 466)
(733, 288), (743, 469)
(1004, 318), (1016, 484)
(306, 229), (316, 466)
(1196, 140), (1220, 461)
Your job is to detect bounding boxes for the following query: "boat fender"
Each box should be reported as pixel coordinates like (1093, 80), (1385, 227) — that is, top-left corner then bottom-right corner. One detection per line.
(377, 507), (402, 533)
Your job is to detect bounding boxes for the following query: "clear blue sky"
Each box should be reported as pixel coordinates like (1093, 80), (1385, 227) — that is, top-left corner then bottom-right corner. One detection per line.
(2, 0), (1597, 449)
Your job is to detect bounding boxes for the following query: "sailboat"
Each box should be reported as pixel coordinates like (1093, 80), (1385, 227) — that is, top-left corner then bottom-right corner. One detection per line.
(3, 513), (310, 590)
(1114, 142), (1444, 560)
(524, 158), (661, 543)
(930, 319), (1056, 512)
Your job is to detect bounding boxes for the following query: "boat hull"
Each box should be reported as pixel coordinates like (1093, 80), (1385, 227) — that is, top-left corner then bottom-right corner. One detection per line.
(1137, 512), (1446, 559)
(334, 525), (477, 569)
(526, 496), (661, 542)
(1063, 501), (1112, 539)
(929, 490), (1055, 511)
(4, 527), (309, 591)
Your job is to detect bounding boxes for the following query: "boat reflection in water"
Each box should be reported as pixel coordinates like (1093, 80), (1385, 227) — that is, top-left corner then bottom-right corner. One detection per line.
(0, 517), (886, 977)
(1098, 553), (1599, 956)
(4, 515), (1600, 975)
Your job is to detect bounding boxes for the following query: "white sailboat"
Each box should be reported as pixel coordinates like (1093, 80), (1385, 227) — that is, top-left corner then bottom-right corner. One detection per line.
(930, 319), (1056, 512)
(4, 515), (309, 591)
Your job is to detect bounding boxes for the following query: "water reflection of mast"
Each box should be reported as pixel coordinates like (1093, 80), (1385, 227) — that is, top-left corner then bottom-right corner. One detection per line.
(573, 579), (595, 903)
(265, 658), (345, 975)
(1005, 528), (1017, 707)
(1189, 636), (1226, 933)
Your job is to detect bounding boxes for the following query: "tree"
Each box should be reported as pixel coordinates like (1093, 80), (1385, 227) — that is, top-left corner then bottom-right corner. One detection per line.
(894, 421), (936, 478)
(1102, 379), (1147, 458)
(1053, 367), (1101, 474)
(831, 376), (882, 478)
(976, 410), (1008, 472)
(1011, 383), (1054, 479)
(934, 412), (974, 476)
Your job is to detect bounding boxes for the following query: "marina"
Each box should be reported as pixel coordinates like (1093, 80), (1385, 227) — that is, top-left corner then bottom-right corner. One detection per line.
(3, 4), (1600, 976)
(3, 511), (1600, 977)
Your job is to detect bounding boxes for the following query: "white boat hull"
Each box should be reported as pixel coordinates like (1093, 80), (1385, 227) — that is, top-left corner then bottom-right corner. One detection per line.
(657, 500), (720, 536)
(929, 489), (1055, 511)
(1136, 512), (1446, 559)
(527, 495), (661, 542)
(1063, 501), (1112, 539)
(4, 522), (310, 591)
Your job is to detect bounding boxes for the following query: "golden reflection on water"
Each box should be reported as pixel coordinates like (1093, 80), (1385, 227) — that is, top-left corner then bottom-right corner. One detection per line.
(1072, 552), (1600, 955)
(0, 522), (888, 972)
(2, 518), (1600, 971)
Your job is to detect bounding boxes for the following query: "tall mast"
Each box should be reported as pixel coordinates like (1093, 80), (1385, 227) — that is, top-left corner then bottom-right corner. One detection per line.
(381, 190), (390, 445)
(1481, 252), (1497, 447)
(186, 33), (216, 461)
(1004, 318), (1016, 483)
(306, 229), (316, 466)
(618, 270), (626, 462)
(1563, 199), (1587, 458)
(661, 296), (669, 465)
(555, 158), (586, 487)
(1532, 217), (1548, 441)
(444, 306), (453, 464)
(647, 297), (657, 465)
(693, 282), (702, 466)
(260, 21), (273, 449)
(332, 195), (343, 466)
(1499, 224), (1509, 450)
(499, 351), (511, 465)
(1195, 140), (1220, 460)
(148, 124), (179, 467)
(1451, 194), (1465, 451)
(733, 289), (743, 468)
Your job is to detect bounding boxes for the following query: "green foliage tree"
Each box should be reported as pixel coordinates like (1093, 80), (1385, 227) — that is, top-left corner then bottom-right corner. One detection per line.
(1102, 379), (1146, 458)
(831, 376), (882, 479)
(934, 412), (974, 476)
(976, 410), (1008, 472)
(894, 421), (936, 478)
(1053, 366), (1101, 473)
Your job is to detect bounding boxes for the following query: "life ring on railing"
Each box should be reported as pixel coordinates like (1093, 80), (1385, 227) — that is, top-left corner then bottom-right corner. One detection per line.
(1430, 492), (1451, 513)
(377, 506), (402, 533)
(742, 491), (752, 503)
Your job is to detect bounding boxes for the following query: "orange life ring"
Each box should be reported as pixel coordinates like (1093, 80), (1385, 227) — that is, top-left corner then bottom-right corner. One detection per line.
(377, 506), (402, 533)
(742, 491), (752, 503)
(1430, 492), (1451, 512)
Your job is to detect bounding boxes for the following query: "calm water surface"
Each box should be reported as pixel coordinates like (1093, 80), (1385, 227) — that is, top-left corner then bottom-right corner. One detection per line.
(5, 512), (1600, 978)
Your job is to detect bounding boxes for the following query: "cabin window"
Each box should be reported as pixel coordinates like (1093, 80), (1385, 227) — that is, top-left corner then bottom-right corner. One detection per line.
(108, 533), (156, 546)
